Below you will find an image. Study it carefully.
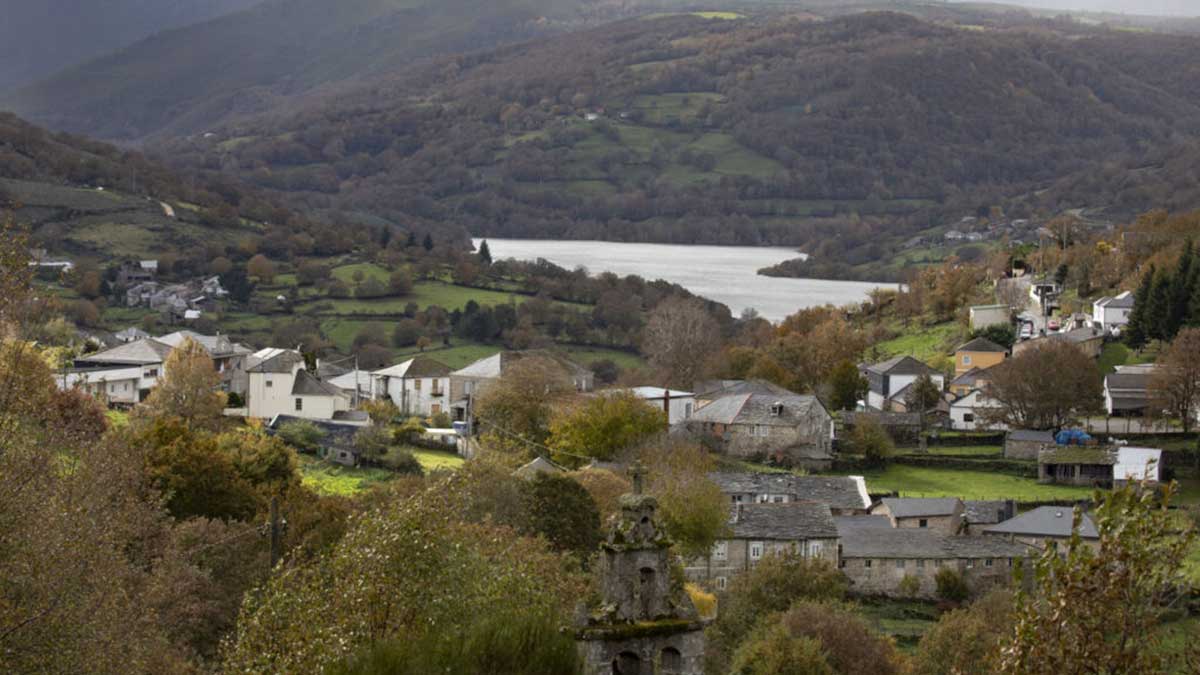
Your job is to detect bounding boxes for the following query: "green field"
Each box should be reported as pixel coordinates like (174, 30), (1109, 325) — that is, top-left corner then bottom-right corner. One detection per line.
(332, 262), (391, 284)
(874, 322), (963, 362)
(917, 445), (1004, 457)
(560, 345), (646, 370)
(299, 450), (464, 495)
(391, 343), (502, 370)
(845, 465), (1094, 502)
(413, 449), (465, 471)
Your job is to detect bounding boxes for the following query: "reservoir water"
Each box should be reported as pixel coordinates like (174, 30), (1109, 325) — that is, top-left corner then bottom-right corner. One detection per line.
(476, 239), (892, 322)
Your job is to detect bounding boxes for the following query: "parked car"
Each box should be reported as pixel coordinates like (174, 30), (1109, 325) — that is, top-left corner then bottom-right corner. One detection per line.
(1047, 318), (1060, 331)
(1019, 322), (1034, 340)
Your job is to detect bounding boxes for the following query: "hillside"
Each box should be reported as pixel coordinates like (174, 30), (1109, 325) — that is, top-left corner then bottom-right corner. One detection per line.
(141, 11), (1200, 271)
(0, 0), (263, 92)
(2, 0), (649, 141)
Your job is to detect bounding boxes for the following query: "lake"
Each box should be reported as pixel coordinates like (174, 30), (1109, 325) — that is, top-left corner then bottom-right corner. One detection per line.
(476, 239), (892, 322)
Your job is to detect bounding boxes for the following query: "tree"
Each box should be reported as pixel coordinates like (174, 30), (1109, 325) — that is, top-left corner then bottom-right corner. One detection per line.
(845, 417), (894, 464)
(569, 467), (631, 521)
(826, 360), (867, 411)
(520, 473), (601, 558)
(733, 601), (902, 675)
(1166, 239), (1196, 340)
(998, 483), (1194, 674)
(477, 239), (492, 266)
(353, 424), (392, 464)
(706, 554), (848, 673)
(278, 419), (324, 453)
(136, 337), (226, 430)
(973, 323), (1015, 349)
(388, 268), (413, 296)
(982, 341), (1102, 430)
(1124, 266), (1155, 349)
(641, 298), (721, 389)
(588, 358), (620, 385)
(934, 567), (970, 603)
(905, 373), (941, 419)
(222, 267), (255, 304)
(473, 356), (575, 456)
(910, 590), (1014, 675)
(547, 391), (665, 466)
(246, 254), (276, 283)
(730, 625), (833, 675)
(136, 419), (262, 521)
(639, 439), (729, 559)
(1151, 327), (1200, 433)
(422, 233), (434, 251)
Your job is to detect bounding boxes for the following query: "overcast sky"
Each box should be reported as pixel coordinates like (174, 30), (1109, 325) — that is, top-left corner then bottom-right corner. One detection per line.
(955, 0), (1199, 17)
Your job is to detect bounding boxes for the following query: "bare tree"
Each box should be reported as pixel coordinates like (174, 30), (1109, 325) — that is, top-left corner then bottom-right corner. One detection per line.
(1151, 328), (1200, 434)
(982, 341), (1102, 430)
(641, 298), (721, 389)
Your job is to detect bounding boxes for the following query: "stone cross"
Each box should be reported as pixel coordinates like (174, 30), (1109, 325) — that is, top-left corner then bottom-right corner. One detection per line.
(629, 460), (646, 495)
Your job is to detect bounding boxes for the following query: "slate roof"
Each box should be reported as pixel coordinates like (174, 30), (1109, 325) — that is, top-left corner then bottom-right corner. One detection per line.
(1096, 291), (1135, 309)
(1105, 371), (1152, 391)
(863, 355), (937, 376)
(730, 502), (838, 540)
(157, 330), (246, 357)
(291, 370), (346, 397)
(1007, 429), (1055, 443)
(452, 350), (591, 380)
(83, 338), (173, 365)
(950, 367), (985, 386)
(963, 500), (1012, 525)
(708, 472), (871, 512)
(837, 516), (1029, 558)
(267, 415), (359, 449)
(1038, 447), (1115, 465)
(955, 337), (1007, 353)
(690, 392), (826, 426)
(878, 498), (961, 518)
(316, 361), (351, 379)
(514, 456), (567, 479)
(114, 327), (150, 342)
(373, 356), (452, 379)
(694, 379), (794, 401)
(984, 506), (1099, 539)
(248, 349), (305, 374)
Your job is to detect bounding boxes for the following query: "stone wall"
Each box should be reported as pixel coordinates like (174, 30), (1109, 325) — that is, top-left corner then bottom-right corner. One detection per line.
(683, 540), (839, 591)
(578, 629), (705, 675)
(892, 514), (961, 535)
(1005, 439), (1048, 460)
(721, 412), (833, 467)
(840, 556), (1016, 599)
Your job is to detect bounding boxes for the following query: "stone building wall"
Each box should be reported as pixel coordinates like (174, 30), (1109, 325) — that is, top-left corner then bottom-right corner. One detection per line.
(840, 556), (1016, 599)
(579, 630), (705, 675)
(721, 413), (833, 468)
(1005, 439), (1048, 460)
(684, 539), (839, 591)
(891, 514), (961, 535)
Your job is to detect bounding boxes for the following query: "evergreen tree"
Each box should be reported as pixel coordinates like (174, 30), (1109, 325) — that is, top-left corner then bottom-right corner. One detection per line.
(1147, 270), (1172, 342)
(405, 231), (416, 248)
(1125, 266), (1155, 349)
(1166, 240), (1194, 339)
(478, 239), (492, 266)
(378, 226), (392, 248)
(422, 233), (434, 252)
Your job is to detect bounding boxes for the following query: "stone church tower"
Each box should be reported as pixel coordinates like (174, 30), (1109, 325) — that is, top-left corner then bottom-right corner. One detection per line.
(576, 464), (706, 675)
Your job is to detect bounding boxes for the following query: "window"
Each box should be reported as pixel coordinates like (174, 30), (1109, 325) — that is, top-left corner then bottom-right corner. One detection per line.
(265, 379), (273, 388)
(753, 424), (768, 438)
(916, 559), (925, 569)
(732, 495), (746, 504)
(684, 403), (693, 418)
(771, 495), (786, 504)
(935, 560), (943, 567)
(864, 559), (872, 568)
(295, 398), (303, 411)
(919, 518), (928, 528)
(749, 542), (764, 561)
(715, 576), (727, 591)
(1008, 558), (1014, 567)
(839, 559), (846, 569)
(660, 648), (682, 674)
(895, 559), (905, 569)
(963, 354), (972, 365)
(431, 404), (441, 415)
(810, 541), (823, 556)
(146, 368), (158, 377)
(414, 378), (422, 391)
(985, 558), (994, 567)
(963, 413), (975, 423)
(712, 542), (727, 562)
(966, 559), (975, 568)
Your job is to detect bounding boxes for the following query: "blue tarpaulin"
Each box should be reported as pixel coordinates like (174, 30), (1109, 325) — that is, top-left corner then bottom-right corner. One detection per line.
(1055, 429), (1093, 446)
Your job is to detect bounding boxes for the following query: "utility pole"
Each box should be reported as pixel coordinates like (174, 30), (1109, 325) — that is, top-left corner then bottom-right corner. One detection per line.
(267, 496), (283, 569)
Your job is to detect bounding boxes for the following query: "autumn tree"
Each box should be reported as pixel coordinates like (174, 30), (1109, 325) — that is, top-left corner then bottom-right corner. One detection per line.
(473, 356), (575, 457)
(982, 341), (1102, 430)
(569, 467), (632, 521)
(998, 484), (1194, 674)
(547, 391), (665, 466)
(521, 473), (602, 558)
(246, 253), (276, 283)
(1151, 327), (1200, 433)
(638, 438), (729, 559)
(136, 336), (226, 430)
(641, 297), (721, 389)
(910, 589), (1014, 675)
(732, 601), (902, 675)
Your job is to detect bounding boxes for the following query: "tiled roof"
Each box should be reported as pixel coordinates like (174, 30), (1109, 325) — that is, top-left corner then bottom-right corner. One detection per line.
(837, 516), (1029, 558)
(291, 370), (346, 397)
(879, 497), (961, 518)
(984, 506), (1098, 539)
(730, 502), (838, 540)
(864, 355), (936, 376)
(709, 472), (871, 512)
(690, 392), (824, 426)
(84, 338), (173, 364)
(1007, 430), (1055, 443)
(955, 337), (1007, 353)
(1038, 447), (1115, 465)
(248, 350), (305, 374)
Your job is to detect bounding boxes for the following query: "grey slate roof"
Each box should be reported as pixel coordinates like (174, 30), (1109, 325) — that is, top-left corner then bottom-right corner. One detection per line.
(453, 350), (591, 380)
(291, 370), (346, 397)
(248, 350), (306, 374)
(951, 367), (985, 386)
(83, 338), (173, 365)
(157, 330), (245, 357)
(1038, 447), (1115, 466)
(694, 379), (795, 401)
(864, 355), (937, 376)
(879, 497), (961, 518)
(267, 415), (359, 450)
(1096, 292), (1135, 309)
(984, 506), (1099, 539)
(963, 501), (1012, 525)
(837, 516), (1030, 559)
(955, 337), (1007, 353)
(514, 456), (567, 479)
(1105, 371), (1152, 391)
(374, 356), (452, 379)
(1007, 430), (1055, 443)
(690, 392), (825, 426)
(708, 472), (871, 512)
(730, 502), (838, 540)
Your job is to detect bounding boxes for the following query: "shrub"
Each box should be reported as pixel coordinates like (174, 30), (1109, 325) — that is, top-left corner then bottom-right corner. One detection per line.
(898, 573), (922, 598)
(935, 568), (969, 604)
(278, 419), (324, 453)
(382, 449), (424, 476)
(353, 425), (392, 463)
(730, 622), (833, 675)
(225, 391), (244, 408)
(686, 583), (717, 620)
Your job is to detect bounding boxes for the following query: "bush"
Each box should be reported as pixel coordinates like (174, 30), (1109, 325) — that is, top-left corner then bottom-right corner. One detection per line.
(935, 568), (970, 604)
(353, 425), (392, 463)
(898, 574), (922, 598)
(226, 391), (244, 408)
(847, 417), (895, 464)
(429, 411), (452, 429)
(730, 623), (833, 675)
(382, 449), (424, 476)
(278, 419), (324, 453)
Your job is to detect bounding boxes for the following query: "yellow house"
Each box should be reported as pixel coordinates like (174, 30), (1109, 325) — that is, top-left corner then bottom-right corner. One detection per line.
(953, 337), (1007, 376)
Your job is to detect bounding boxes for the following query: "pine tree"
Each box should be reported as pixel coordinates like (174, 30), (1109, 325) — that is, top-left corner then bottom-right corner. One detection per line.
(478, 239), (492, 266)
(422, 233), (434, 252)
(1166, 240), (1194, 340)
(405, 231), (417, 248)
(1147, 270), (1172, 342)
(1124, 266), (1155, 350)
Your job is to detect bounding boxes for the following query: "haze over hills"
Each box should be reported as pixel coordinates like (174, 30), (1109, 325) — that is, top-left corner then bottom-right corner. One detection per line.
(3, 0), (655, 141)
(0, 0), (264, 92)
(133, 11), (1200, 273)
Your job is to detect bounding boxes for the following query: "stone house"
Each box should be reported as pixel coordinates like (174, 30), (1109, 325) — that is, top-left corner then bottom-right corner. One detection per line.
(708, 472), (871, 515)
(953, 337), (1007, 376)
(840, 410), (922, 445)
(1004, 429), (1055, 460)
(157, 330), (253, 395)
(861, 356), (945, 411)
(1013, 327), (1104, 359)
(683, 391), (834, 469)
(836, 515), (1029, 599)
(983, 506), (1099, 550)
(267, 414), (365, 466)
(1037, 446), (1116, 486)
(372, 356), (453, 418)
(685, 502), (840, 591)
(962, 500), (1017, 532)
(449, 350), (593, 421)
(870, 498), (965, 535)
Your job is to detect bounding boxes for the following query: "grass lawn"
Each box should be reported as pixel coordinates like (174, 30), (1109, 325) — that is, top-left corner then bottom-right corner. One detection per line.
(875, 322), (963, 362)
(413, 449), (465, 471)
(843, 464), (1094, 502)
(105, 410), (129, 428)
(1155, 616), (1200, 671)
(392, 343), (501, 370)
(332, 262), (391, 284)
(560, 345), (646, 370)
(299, 454), (394, 496)
(916, 445), (1004, 457)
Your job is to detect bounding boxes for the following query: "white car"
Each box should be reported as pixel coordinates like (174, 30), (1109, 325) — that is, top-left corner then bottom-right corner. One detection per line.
(1019, 323), (1034, 340)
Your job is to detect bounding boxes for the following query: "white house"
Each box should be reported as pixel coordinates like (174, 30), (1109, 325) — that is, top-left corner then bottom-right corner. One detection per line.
(968, 304), (1011, 332)
(246, 349), (350, 421)
(628, 386), (695, 425)
(1104, 364), (1156, 416)
(60, 366), (144, 406)
(861, 356), (945, 412)
(948, 389), (1006, 431)
(1114, 447), (1162, 485)
(69, 338), (173, 402)
(371, 356), (453, 418)
(1093, 291), (1135, 334)
(326, 369), (375, 404)
(449, 350), (594, 421)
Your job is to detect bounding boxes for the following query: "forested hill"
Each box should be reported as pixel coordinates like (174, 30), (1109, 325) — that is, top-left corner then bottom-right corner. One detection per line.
(147, 11), (1200, 254)
(2, 0), (641, 141)
(0, 0), (263, 92)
